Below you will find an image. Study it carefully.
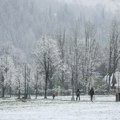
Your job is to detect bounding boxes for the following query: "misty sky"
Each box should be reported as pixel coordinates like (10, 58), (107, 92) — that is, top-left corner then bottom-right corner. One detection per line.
(59, 0), (120, 13)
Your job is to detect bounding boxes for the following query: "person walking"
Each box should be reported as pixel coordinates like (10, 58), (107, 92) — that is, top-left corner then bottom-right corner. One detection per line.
(89, 87), (95, 102)
(52, 92), (55, 100)
(76, 89), (80, 101)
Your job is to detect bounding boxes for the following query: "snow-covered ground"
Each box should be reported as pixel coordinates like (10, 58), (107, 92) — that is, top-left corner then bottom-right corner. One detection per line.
(0, 95), (120, 120)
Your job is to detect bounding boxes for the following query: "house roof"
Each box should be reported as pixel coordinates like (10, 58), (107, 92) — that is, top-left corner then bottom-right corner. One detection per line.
(104, 71), (120, 87)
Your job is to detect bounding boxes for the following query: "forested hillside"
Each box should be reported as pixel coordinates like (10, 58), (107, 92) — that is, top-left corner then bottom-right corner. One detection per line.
(0, 0), (120, 98)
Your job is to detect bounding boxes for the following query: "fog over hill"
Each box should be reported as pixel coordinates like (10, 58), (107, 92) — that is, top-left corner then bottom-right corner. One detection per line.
(0, 0), (120, 57)
(59, 0), (120, 12)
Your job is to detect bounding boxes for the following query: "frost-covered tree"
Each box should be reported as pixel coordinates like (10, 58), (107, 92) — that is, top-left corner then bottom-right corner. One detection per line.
(0, 42), (26, 98)
(107, 19), (120, 92)
(0, 45), (16, 97)
(82, 21), (100, 93)
(34, 36), (61, 99)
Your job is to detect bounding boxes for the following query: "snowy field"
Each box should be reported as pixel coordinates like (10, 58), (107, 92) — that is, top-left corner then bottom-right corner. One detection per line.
(0, 95), (120, 120)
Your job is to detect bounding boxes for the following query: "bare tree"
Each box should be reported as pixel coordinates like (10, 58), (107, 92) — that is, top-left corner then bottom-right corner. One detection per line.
(83, 21), (97, 93)
(34, 36), (61, 99)
(108, 19), (120, 93)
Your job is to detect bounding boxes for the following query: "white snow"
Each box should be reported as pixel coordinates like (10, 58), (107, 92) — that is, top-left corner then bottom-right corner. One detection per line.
(0, 95), (120, 120)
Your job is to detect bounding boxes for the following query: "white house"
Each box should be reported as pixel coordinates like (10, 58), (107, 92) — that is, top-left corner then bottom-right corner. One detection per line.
(104, 71), (120, 88)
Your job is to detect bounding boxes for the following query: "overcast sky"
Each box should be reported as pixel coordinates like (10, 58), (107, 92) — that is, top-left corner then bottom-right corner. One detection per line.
(58, 0), (120, 13)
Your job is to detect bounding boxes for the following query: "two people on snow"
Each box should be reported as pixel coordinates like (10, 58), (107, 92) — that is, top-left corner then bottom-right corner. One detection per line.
(76, 87), (95, 101)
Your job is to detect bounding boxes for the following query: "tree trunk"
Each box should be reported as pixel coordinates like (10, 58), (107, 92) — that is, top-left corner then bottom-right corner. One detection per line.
(35, 78), (38, 99)
(18, 90), (21, 99)
(9, 87), (12, 98)
(44, 56), (49, 99)
(28, 69), (31, 99)
(28, 87), (31, 99)
(2, 75), (5, 98)
(2, 86), (5, 98)
(108, 39), (112, 95)
(71, 69), (75, 101)
(44, 75), (48, 99)
(24, 65), (27, 99)
(35, 87), (38, 99)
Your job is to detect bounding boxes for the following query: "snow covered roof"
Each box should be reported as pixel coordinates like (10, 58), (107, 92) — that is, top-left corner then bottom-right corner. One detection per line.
(104, 71), (120, 87)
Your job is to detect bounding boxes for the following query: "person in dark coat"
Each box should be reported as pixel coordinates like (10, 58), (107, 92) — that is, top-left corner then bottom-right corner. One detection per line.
(76, 89), (80, 101)
(52, 92), (55, 100)
(89, 87), (95, 102)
